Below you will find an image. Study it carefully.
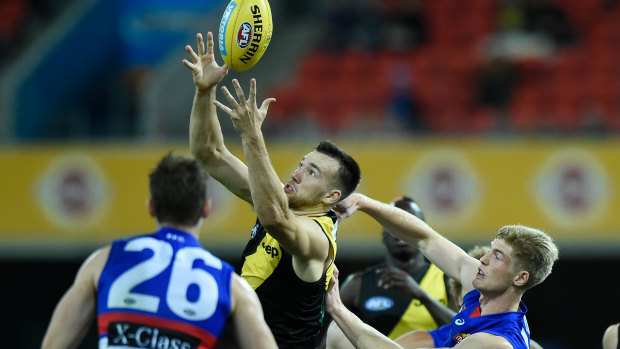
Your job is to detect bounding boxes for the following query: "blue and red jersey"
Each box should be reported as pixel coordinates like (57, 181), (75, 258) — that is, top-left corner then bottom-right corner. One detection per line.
(429, 289), (531, 349)
(97, 227), (233, 349)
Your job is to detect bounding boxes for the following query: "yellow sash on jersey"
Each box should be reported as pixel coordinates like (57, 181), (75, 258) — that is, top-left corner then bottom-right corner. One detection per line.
(241, 214), (337, 290)
(387, 264), (449, 339)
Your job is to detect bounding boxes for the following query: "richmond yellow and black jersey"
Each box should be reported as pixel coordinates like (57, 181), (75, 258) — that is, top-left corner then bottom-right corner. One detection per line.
(357, 262), (449, 340)
(240, 211), (338, 349)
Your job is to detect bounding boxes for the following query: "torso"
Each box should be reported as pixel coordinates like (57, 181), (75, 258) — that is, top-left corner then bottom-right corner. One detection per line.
(96, 227), (234, 349)
(429, 289), (530, 348)
(240, 211), (338, 349)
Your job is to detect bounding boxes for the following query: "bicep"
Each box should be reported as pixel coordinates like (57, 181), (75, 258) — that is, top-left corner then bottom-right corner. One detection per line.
(395, 330), (435, 349)
(42, 281), (97, 349)
(230, 274), (277, 349)
(267, 215), (330, 261)
(452, 332), (514, 349)
(42, 247), (108, 349)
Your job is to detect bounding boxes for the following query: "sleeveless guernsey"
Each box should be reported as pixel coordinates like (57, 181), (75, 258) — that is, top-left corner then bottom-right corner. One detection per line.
(357, 263), (449, 339)
(97, 227), (233, 349)
(240, 211), (338, 349)
(429, 289), (531, 348)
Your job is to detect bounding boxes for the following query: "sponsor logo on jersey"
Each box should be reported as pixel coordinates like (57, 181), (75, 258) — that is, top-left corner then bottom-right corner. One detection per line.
(237, 22), (253, 48)
(364, 296), (394, 311)
(455, 318), (465, 326)
(250, 223), (259, 239)
(108, 322), (199, 349)
(261, 242), (279, 258)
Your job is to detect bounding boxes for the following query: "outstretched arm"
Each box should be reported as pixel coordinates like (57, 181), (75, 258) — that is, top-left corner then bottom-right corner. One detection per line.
(337, 194), (479, 293)
(323, 273), (363, 349)
(42, 247), (110, 349)
(230, 274), (278, 349)
(184, 32), (252, 203)
(215, 79), (330, 279)
(326, 268), (404, 349)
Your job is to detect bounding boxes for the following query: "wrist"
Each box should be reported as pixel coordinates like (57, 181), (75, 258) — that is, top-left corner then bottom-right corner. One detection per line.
(357, 195), (374, 212)
(196, 86), (216, 97)
(241, 131), (266, 151)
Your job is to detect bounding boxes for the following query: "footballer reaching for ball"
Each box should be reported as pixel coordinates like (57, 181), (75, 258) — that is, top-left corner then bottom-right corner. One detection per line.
(183, 32), (361, 349)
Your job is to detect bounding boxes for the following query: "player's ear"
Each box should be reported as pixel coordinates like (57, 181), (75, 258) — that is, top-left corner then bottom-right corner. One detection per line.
(513, 270), (529, 287)
(147, 198), (156, 218)
(324, 189), (341, 206)
(202, 199), (212, 218)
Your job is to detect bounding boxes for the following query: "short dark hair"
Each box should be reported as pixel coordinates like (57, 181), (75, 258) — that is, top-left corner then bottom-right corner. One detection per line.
(316, 140), (361, 201)
(149, 153), (208, 226)
(391, 196), (425, 221)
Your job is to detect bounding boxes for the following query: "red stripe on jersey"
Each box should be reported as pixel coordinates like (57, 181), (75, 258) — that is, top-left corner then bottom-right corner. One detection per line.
(98, 311), (218, 349)
(469, 305), (481, 318)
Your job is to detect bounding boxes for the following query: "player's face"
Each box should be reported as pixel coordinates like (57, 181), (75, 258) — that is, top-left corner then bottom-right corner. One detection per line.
(284, 151), (340, 210)
(382, 231), (419, 261)
(473, 239), (518, 294)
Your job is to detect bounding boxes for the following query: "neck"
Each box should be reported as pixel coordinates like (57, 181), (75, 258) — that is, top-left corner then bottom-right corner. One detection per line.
(291, 206), (331, 217)
(478, 289), (523, 315)
(157, 222), (201, 240)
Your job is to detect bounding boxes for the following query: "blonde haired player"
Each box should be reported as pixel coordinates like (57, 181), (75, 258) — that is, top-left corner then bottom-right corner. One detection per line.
(326, 193), (558, 349)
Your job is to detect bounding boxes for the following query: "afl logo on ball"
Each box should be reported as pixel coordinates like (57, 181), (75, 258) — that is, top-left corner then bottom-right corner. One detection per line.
(237, 22), (253, 48)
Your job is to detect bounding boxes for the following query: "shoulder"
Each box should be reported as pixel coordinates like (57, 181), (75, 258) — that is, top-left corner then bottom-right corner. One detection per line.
(230, 273), (261, 309)
(309, 211), (337, 231)
(80, 245), (111, 289)
(460, 332), (515, 349)
(603, 323), (619, 349)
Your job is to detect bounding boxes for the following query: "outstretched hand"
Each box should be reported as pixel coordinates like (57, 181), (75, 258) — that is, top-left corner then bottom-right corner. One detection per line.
(325, 266), (343, 315)
(214, 78), (276, 136)
(182, 32), (229, 91)
(334, 193), (364, 221)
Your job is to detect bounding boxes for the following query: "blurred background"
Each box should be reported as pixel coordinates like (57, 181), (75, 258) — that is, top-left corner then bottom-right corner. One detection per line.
(0, 0), (619, 347)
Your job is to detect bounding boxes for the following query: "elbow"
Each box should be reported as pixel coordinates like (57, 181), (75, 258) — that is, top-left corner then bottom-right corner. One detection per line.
(191, 145), (226, 167)
(190, 142), (218, 160)
(257, 208), (289, 230)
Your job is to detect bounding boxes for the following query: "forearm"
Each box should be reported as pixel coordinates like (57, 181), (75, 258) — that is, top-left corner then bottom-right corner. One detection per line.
(189, 87), (226, 163)
(241, 132), (289, 225)
(357, 195), (433, 247)
(356, 195), (468, 281)
(330, 304), (403, 349)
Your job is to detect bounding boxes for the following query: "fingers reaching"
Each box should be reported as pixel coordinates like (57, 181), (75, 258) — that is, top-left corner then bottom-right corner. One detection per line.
(185, 44), (199, 63)
(221, 86), (242, 111)
(182, 59), (196, 72)
(232, 79), (247, 105)
(206, 32), (214, 55)
(260, 98), (276, 113)
(249, 79), (257, 105)
(197, 33), (205, 57)
(213, 100), (234, 117)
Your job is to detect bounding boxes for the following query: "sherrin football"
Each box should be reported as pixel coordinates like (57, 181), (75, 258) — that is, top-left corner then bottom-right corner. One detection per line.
(218, 0), (273, 72)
